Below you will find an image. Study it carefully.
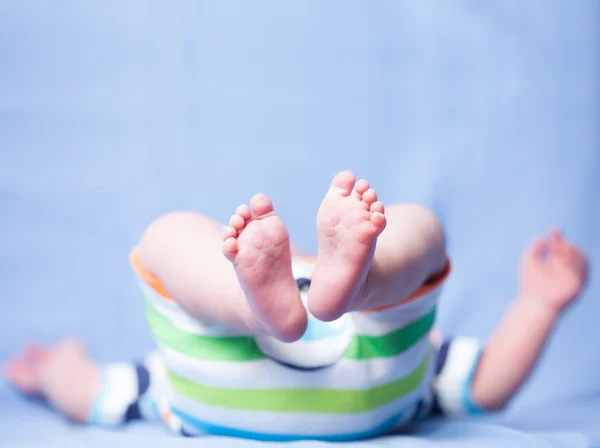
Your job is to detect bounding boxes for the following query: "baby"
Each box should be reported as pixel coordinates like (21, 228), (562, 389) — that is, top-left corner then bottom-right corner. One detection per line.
(6, 171), (588, 441)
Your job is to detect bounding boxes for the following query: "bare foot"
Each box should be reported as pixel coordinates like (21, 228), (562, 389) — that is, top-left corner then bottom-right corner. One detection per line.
(5, 340), (100, 423)
(309, 171), (387, 321)
(5, 344), (49, 396)
(222, 194), (307, 342)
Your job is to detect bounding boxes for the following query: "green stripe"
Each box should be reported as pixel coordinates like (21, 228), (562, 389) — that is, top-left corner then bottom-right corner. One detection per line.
(168, 350), (430, 413)
(345, 308), (436, 359)
(145, 303), (435, 362)
(145, 304), (266, 361)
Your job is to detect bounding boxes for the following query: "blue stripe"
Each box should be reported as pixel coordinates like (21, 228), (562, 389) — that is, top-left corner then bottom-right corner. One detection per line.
(461, 346), (484, 415)
(88, 369), (108, 425)
(171, 405), (414, 442)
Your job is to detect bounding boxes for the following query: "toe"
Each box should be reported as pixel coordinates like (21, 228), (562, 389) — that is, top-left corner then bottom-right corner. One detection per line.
(354, 179), (370, 197)
(222, 238), (239, 259)
(223, 226), (237, 240)
(329, 171), (356, 196)
(229, 214), (245, 231)
(362, 188), (378, 206)
(250, 193), (274, 217)
(370, 201), (385, 214)
(236, 204), (252, 221)
(370, 211), (387, 233)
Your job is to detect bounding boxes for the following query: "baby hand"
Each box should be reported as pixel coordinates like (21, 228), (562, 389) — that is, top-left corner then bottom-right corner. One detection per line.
(520, 229), (588, 314)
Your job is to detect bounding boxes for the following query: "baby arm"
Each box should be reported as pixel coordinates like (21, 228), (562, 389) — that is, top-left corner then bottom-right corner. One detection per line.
(470, 229), (588, 411)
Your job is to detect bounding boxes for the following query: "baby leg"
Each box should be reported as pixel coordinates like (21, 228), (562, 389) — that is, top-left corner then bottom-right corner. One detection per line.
(139, 194), (306, 341)
(6, 341), (164, 426)
(309, 171), (447, 321)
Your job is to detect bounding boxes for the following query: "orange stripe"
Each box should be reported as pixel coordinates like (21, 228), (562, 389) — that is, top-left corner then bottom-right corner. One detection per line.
(131, 248), (450, 311)
(364, 259), (452, 313)
(130, 249), (173, 300)
(292, 256), (316, 267)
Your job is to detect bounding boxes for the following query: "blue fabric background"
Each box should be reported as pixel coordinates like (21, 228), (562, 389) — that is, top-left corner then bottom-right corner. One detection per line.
(1, 1), (599, 446)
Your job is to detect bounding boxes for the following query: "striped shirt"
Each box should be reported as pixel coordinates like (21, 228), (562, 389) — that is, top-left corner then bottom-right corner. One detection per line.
(130, 249), (452, 441)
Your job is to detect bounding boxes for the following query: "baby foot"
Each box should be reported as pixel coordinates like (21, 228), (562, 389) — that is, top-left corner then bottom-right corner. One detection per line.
(309, 171), (387, 321)
(222, 194), (307, 342)
(5, 344), (49, 396)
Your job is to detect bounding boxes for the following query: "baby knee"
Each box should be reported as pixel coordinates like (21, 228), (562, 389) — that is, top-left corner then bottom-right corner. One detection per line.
(392, 204), (445, 245)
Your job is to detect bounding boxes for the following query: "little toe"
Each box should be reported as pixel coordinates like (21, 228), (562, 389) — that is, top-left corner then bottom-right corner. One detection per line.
(370, 211), (387, 231)
(229, 214), (245, 231)
(236, 204), (252, 221)
(370, 201), (385, 214)
(222, 237), (239, 259)
(362, 188), (378, 206)
(250, 193), (274, 217)
(329, 171), (356, 196)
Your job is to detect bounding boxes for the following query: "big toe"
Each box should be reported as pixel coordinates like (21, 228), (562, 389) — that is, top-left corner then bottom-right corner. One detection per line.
(250, 193), (274, 217)
(330, 171), (356, 196)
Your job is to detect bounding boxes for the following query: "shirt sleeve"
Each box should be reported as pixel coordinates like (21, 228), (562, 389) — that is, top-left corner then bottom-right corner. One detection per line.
(431, 336), (485, 416)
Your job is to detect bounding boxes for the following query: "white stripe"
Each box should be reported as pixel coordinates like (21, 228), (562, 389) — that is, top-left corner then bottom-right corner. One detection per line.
(158, 339), (431, 390)
(254, 326), (351, 369)
(291, 259), (315, 279)
(169, 384), (427, 437)
(433, 337), (482, 415)
(94, 363), (139, 426)
(139, 280), (248, 337)
(143, 351), (169, 398)
(350, 288), (441, 336)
